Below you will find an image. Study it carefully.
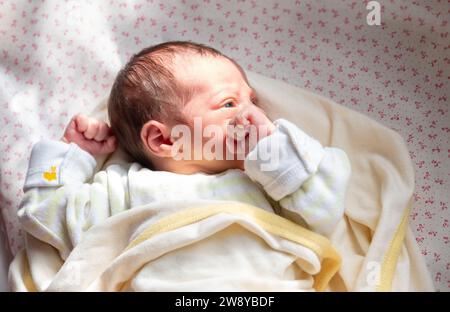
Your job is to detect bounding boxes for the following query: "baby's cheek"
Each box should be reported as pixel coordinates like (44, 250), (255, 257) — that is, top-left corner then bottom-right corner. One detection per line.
(202, 127), (227, 148)
(200, 117), (228, 139)
(194, 114), (238, 156)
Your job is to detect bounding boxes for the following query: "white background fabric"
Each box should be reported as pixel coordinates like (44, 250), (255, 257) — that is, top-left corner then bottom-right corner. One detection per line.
(0, 0), (448, 291)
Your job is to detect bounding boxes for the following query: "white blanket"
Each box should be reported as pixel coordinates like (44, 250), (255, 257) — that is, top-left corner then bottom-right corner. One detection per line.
(8, 71), (434, 291)
(10, 201), (344, 291)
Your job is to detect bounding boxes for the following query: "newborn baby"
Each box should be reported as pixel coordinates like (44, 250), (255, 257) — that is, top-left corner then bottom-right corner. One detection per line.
(19, 41), (351, 259)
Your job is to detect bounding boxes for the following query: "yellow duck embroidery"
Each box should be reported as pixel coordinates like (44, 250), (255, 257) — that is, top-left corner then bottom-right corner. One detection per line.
(43, 166), (57, 181)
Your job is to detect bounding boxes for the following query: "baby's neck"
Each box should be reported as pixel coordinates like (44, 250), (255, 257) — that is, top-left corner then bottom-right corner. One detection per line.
(150, 159), (212, 175)
(150, 158), (243, 175)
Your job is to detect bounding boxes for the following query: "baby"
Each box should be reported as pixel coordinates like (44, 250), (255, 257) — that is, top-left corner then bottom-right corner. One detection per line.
(19, 41), (351, 259)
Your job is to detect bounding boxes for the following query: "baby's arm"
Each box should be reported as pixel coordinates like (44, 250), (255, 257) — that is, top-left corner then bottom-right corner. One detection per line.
(18, 115), (126, 259)
(244, 119), (351, 237)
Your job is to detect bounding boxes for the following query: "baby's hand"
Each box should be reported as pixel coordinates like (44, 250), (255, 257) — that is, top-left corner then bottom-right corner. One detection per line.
(62, 114), (117, 156)
(227, 105), (275, 142)
(226, 105), (275, 158)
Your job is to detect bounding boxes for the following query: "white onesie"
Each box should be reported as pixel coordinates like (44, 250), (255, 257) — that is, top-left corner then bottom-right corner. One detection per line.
(18, 119), (351, 259)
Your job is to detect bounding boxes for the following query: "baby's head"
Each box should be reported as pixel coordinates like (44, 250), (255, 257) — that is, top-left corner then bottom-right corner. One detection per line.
(108, 41), (261, 174)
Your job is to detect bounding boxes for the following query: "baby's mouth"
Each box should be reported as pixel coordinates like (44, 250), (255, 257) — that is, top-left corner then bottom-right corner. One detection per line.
(224, 133), (250, 161)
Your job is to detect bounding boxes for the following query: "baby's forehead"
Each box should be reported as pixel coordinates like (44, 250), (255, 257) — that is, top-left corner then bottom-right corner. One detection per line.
(172, 53), (248, 92)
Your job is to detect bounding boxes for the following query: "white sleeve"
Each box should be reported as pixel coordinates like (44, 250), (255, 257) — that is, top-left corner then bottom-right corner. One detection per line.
(244, 119), (351, 236)
(23, 139), (97, 191)
(18, 140), (129, 259)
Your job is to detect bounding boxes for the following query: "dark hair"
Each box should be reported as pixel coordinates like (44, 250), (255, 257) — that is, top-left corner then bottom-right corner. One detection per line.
(107, 40), (247, 167)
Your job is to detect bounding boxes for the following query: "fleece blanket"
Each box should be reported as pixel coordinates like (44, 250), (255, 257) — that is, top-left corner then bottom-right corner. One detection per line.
(10, 201), (342, 292)
(8, 71), (434, 291)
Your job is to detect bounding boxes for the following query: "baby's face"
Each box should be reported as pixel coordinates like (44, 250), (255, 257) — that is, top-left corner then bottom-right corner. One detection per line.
(171, 55), (259, 173)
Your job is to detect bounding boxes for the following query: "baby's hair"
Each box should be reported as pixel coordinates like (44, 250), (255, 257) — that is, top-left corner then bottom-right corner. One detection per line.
(108, 40), (248, 168)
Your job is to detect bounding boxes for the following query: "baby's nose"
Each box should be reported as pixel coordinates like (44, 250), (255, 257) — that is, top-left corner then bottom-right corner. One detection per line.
(241, 99), (255, 108)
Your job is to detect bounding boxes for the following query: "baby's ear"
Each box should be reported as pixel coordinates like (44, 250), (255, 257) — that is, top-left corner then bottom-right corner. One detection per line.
(141, 120), (173, 157)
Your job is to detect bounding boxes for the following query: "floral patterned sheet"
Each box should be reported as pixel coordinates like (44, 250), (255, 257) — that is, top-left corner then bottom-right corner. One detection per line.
(0, 0), (448, 291)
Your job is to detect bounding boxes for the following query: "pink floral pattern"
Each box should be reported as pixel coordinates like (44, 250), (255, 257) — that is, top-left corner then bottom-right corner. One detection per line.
(0, 0), (448, 291)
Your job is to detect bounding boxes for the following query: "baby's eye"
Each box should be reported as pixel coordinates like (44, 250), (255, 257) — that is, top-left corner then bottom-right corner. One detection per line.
(222, 101), (235, 108)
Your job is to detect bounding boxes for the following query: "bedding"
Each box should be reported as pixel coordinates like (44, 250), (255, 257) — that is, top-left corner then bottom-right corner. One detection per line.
(0, 0), (448, 290)
(10, 201), (341, 291)
(8, 70), (434, 291)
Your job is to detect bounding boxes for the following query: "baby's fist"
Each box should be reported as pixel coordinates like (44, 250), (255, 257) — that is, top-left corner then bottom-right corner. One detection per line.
(227, 105), (276, 142)
(62, 114), (117, 156)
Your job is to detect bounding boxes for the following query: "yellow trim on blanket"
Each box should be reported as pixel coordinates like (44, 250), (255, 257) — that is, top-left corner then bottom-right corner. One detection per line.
(126, 202), (341, 292)
(377, 203), (411, 291)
